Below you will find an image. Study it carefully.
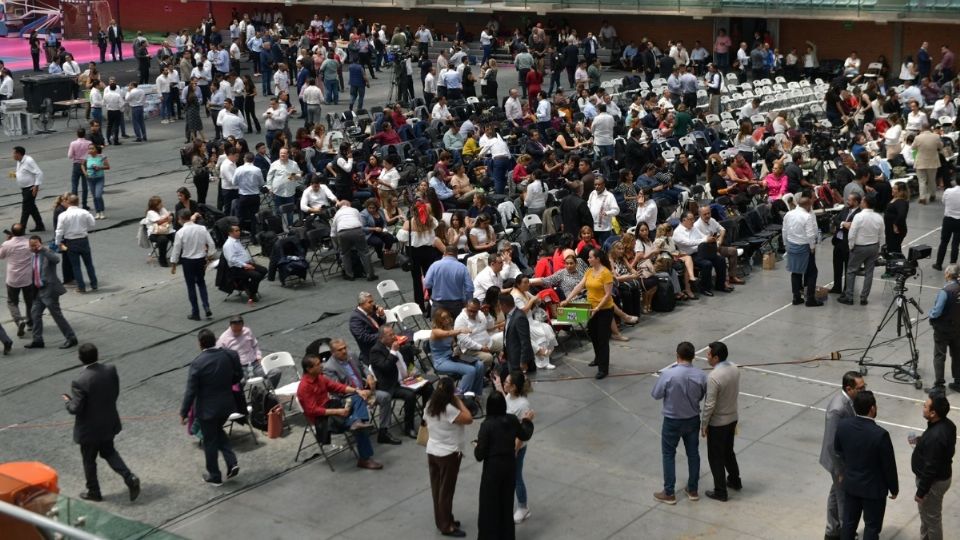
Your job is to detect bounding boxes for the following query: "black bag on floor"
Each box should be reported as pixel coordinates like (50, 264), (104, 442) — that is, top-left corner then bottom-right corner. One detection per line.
(651, 272), (676, 313)
(249, 385), (278, 432)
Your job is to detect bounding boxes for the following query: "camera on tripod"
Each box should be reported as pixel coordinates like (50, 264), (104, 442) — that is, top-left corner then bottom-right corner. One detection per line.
(881, 244), (932, 280)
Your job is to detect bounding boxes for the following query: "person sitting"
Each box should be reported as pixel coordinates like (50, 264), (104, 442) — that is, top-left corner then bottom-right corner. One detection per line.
(693, 205), (744, 287)
(322, 338), (401, 445)
(368, 324), (432, 440)
(508, 276), (558, 370)
(428, 170), (456, 208)
(144, 196), (175, 267)
(445, 212), (469, 253)
(468, 214), (498, 253)
(575, 225), (601, 262)
(473, 254), (505, 300)
(726, 152), (759, 193)
(368, 121), (403, 147)
(222, 224), (267, 303)
(296, 353), (383, 470)
(300, 174), (338, 216)
(672, 211), (732, 296)
(454, 298), (503, 369)
(497, 241), (523, 280)
(429, 308), (484, 397)
(466, 193), (497, 228)
(654, 222), (698, 300)
(361, 198), (397, 262)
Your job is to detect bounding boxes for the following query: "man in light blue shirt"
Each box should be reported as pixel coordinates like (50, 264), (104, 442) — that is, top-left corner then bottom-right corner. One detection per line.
(429, 174), (455, 205)
(424, 245), (474, 318)
(651, 341), (708, 505)
(222, 225), (266, 303)
(443, 68), (462, 101)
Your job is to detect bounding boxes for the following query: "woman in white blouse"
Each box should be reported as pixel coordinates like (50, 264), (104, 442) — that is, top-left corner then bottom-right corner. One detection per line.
(507, 275), (558, 370)
(883, 113), (904, 159)
(425, 377), (473, 538)
(145, 196), (175, 267)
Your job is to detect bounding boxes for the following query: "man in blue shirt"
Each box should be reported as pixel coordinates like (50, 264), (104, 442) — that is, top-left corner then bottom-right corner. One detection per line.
(259, 42), (274, 96)
(247, 32), (263, 75)
(928, 264), (960, 393)
(348, 61), (368, 112)
(429, 173), (455, 207)
(424, 245), (474, 318)
(651, 341), (707, 505)
(222, 225), (266, 303)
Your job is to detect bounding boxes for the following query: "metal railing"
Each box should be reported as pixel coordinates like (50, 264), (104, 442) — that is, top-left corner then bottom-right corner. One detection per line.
(0, 499), (104, 540)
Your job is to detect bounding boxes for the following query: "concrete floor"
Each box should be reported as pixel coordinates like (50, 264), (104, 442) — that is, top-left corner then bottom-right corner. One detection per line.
(0, 59), (957, 540)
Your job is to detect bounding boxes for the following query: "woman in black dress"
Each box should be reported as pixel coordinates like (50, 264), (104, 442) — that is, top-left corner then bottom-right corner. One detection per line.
(474, 392), (534, 540)
(29, 31), (41, 72)
(884, 182), (910, 257)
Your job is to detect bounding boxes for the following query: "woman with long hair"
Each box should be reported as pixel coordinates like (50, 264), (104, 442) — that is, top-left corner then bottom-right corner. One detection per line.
(241, 75), (261, 134)
(884, 182), (910, 258)
(560, 248), (615, 379)
(425, 377), (473, 538)
(80, 144), (110, 220)
(430, 309), (483, 396)
(481, 58), (499, 101)
(401, 200), (444, 310)
(468, 214), (498, 254)
(360, 198), (397, 261)
(507, 276), (558, 370)
(474, 391), (534, 540)
(654, 223), (697, 300)
(182, 80), (204, 143)
(145, 196), (175, 267)
(187, 140), (211, 205)
(492, 370), (534, 525)
(173, 187), (199, 230)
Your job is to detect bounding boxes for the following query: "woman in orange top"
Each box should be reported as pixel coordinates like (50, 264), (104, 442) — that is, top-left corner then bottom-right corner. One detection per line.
(560, 248), (615, 379)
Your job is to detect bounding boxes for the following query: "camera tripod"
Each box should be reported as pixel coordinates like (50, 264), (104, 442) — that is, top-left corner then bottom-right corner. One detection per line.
(857, 275), (924, 388)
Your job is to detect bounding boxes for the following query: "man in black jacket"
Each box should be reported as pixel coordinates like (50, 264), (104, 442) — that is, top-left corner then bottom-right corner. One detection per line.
(834, 390), (899, 540)
(911, 392), (955, 540)
(562, 42), (579, 89)
(499, 293), (533, 377)
(559, 181), (593, 237)
(830, 193), (861, 294)
(180, 329), (243, 486)
(64, 343), (140, 502)
(349, 291), (387, 363)
(624, 129), (648, 175)
(369, 325), (432, 439)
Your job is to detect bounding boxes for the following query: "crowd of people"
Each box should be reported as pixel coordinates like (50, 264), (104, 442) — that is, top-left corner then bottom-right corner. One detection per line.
(5, 9), (960, 539)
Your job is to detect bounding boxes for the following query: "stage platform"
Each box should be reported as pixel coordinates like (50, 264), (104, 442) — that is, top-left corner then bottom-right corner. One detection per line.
(1, 37), (163, 73)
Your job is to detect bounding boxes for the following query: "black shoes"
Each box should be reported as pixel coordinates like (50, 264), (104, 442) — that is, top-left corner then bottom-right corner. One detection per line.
(828, 287), (843, 294)
(588, 360), (597, 367)
(205, 308), (213, 318)
(2, 341), (11, 355)
(187, 314), (201, 321)
(378, 429), (402, 445)
(127, 475), (141, 501)
(792, 296), (804, 305)
(60, 338), (78, 349)
(595, 371), (608, 380)
(837, 296), (854, 305)
(16, 321), (25, 337)
(79, 491), (103, 502)
(226, 465), (240, 480)
(860, 299), (868, 306)
(949, 382), (960, 393)
(24, 341), (44, 349)
(727, 477), (743, 490)
(202, 473), (223, 486)
(806, 299), (824, 307)
(441, 528), (466, 537)
(701, 289), (714, 297)
(367, 274), (379, 281)
(404, 428), (418, 439)
(29, 227), (46, 232)
(705, 489), (728, 502)
(932, 263), (943, 271)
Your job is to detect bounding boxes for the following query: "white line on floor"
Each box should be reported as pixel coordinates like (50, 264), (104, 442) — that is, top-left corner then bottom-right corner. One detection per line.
(739, 391), (927, 432)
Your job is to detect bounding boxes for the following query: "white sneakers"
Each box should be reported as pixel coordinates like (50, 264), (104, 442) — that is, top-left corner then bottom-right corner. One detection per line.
(95, 212), (105, 220)
(513, 507), (530, 524)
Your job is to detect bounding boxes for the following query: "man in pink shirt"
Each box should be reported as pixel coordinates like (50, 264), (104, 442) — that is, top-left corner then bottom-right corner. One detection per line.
(938, 45), (955, 85)
(216, 315), (263, 378)
(0, 223), (34, 345)
(67, 129), (91, 210)
(714, 29), (732, 72)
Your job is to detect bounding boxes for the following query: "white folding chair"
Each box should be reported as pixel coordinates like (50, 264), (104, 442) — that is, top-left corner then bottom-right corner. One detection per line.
(261, 352), (300, 408)
(376, 279), (406, 307)
(392, 302), (428, 331)
(466, 252), (489, 280)
(292, 397), (359, 469)
(522, 214), (543, 237)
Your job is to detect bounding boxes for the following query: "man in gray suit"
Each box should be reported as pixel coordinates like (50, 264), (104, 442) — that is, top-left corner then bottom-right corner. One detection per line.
(322, 338), (399, 445)
(820, 371), (866, 540)
(25, 235), (77, 349)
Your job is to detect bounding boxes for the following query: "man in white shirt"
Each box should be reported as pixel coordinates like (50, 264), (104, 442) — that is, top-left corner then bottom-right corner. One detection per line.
(934, 183), (960, 270)
(13, 146), (46, 232)
(89, 80), (104, 124)
(219, 147), (240, 215)
(480, 28), (494, 64)
(217, 99), (247, 139)
(782, 195), (822, 307)
(300, 78), (324, 128)
(840, 195), (884, 305)
(587, 178), (619, 245)
(591, 104), (615, 158)
(232, 153), (264, 236)
(739, 98), (761, 121)
(222, 224), (267, 303)
(169, 209), (216, 320)
(156, 68), (173, 123)
(473, 255), (504, 300)
(431, 96), (452, 121)
(454, 298), (502, 368)
(423, 67), (437, 108)
(504, 89), (523, 125)
(125, 82), (147, 142)
(673, 210), (730, 296)
(262, 97), (288, 149)
(300, 175), (338, 215)
(332, 200), (377, 282)
(266, 147), (301, 225)
(103, 82), (124, 145)
(694, 206), (742, 288)
(55, 194), (98, 293)
(478, 124), (513, 194)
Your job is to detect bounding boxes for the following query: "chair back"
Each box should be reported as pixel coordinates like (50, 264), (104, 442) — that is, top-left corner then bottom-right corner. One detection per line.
(376, 279), (405, 306)
(393, 302), (426, 330)
(262, 352), (296, 377)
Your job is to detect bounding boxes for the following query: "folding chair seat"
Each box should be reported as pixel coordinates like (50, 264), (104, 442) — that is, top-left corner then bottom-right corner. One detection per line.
(392, 302), (429, 332)
(376, 279), (407, 307)
(293, 398), (360, 470)
(261, 352), (301, 410)
(307, 228), (340, 281)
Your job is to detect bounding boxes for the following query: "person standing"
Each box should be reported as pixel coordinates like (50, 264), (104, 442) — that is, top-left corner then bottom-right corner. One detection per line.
(232, 153), (263, 237)
(13, 147), (46, 232)
(910, 392), (955, 540)
(700, 341), (742, 502)
(586, 178), (619, 246)
(125, 82), (147, 142)
(833, 390), (899, 540)
(25, 235), (78, 349)
(66, 130), (91, 211)
(493, 370), (534, 524)
(107, 20), (123, 62)
(0, 223), (35, 342)
(819, 371), (864, 540)
(927, 265), (960, 393)
(783, 194), (823, 307)
(914, 125), (943, 205)
(474, 392), (535, 540)
(651, 341), (708, 504)
(499, 292), (534, 376)
(55, 194), (98, 293)
(425, 377), (473, 538)
(80, 144), (110, 220)
(348, 60), (368, 112)
(169, 209), (215, 321)
(424, 245), (474, 318)
(103, 82), (124, 146)
(179, 329), (242, 486)
(830, 193), (861, 294)
(63, 343), (140, 502)
(560, 249), (615, 379)
(932, 182), (960, 271)
(839, 195), (883, 306)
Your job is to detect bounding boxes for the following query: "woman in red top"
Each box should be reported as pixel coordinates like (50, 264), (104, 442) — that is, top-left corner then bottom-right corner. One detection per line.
(525, 67), (543, 109)
(575, 226), (601, 262)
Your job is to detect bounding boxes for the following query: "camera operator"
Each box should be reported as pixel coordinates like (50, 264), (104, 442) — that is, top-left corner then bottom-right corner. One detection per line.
(927, 264), (960, 393)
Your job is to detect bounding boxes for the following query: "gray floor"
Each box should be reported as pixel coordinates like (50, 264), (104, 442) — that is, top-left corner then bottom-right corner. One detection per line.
(0, 65), (957, 540)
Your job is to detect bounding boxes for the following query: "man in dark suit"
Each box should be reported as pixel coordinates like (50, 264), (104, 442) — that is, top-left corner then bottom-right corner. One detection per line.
(559, 181), (593, 237)
(819, 371), (864, 540)
(349, 291), (387, 362)
(26, 236), (77, 349)
(830, 193), (862, 294)
(369, 324), (432, 440)
(180, 329), (243, 486)
(834, 390), (899, 540)
(63, 343), (140, 502)
(499, 293), (533, 376)
(107, 20), (123, 62)
(323, 337), (400, 445)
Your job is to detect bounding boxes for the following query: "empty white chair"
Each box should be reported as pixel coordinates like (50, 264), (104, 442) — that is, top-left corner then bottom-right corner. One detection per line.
(466, 252), (489, 280)
(392, 302), (428, 331)
(261, 352), (300, 403)
(376, 279), (406, 307)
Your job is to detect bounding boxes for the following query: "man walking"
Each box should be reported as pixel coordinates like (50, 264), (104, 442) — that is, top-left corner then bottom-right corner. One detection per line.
(820, 371), (865, 540)
(13, 147), (45, 232)
(169, 210), (215, 321)
(926, 265), (960, 393)
(910, 392), (955, 540)
(55, 194), (98, 294)
(700, 341), (742, 502)
(932, 181), (960, 271)
(839, 195), (883, 306)
(652, 341), (707, 505)
(63, 343), (140, 502)
(67, 130), (91, 210)
(26, 235), (78, 349)
(180, 329), (243, 486)
(0, 223), (35, 341)
(783, 194), (823, 307)
(834, 390), (899, 540)
(424, 245), (474, 318)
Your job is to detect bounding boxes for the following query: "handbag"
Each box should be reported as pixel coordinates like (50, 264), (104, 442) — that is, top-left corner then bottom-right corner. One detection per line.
(382, 249), (398, 269)
(416, 421), (429, 447)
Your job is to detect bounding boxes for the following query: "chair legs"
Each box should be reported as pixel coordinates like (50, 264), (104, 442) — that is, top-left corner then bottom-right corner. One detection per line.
(295, 424), (359, 472)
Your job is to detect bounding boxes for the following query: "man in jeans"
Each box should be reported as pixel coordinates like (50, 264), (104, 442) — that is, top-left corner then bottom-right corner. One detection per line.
(651, 341), (707, 505)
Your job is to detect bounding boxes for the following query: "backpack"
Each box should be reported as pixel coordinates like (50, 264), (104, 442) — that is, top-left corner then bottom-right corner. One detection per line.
(651, 272), (677, 313)
(249, 384), (279, 431)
